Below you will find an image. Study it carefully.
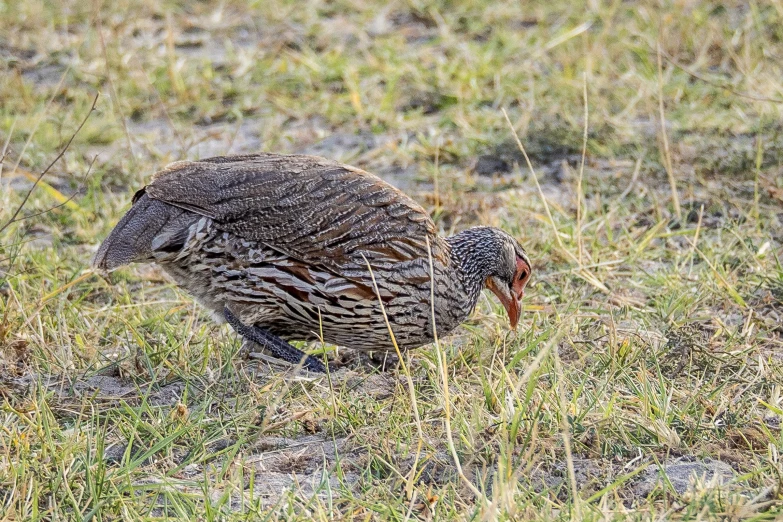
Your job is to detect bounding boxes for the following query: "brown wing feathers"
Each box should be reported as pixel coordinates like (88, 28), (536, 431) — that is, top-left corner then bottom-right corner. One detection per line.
(140, 154), (446, 272)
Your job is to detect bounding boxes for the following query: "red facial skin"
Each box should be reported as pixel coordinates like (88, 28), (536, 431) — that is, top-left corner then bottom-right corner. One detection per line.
(487, 256), (531, 330)
(512, 256), (531, 301)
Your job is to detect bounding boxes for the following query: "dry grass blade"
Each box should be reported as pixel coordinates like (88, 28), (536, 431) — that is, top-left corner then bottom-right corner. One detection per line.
(362, 254), (425, 506)
(426, 237), (486, 506)
(13, 166), (82, 213)
(0, 93), (99, 235)
(656, 39), (681, 220)
(553, 348), (581, 519)
(501, 108), (610, 294)
(576, 73), (588, 265)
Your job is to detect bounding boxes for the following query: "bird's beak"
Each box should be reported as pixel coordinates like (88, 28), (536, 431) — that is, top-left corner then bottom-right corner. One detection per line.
(486, 277), (521, 330)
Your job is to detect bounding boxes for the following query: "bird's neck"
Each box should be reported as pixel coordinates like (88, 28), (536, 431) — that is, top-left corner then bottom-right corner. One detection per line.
(445, 227), (503, 309)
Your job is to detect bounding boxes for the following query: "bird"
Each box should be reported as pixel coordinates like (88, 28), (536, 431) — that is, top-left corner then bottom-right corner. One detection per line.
(93, 153), (531, 372)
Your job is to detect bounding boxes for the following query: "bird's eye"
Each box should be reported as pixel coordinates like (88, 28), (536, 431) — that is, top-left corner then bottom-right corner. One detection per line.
(518, 270), (528, 281)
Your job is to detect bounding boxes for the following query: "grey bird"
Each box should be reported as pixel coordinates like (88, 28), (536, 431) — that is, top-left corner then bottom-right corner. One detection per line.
(93, 153), (531, 372)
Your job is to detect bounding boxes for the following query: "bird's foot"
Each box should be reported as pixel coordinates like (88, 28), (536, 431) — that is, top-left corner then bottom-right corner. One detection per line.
(223, 307), (326, 373)
(238, 339), (254, 359)
(369, 350), (400, 372)
(332, 349), (400, 372)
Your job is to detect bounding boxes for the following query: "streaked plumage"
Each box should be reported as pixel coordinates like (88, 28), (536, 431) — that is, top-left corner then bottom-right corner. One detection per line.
(94, 153), (531, 371)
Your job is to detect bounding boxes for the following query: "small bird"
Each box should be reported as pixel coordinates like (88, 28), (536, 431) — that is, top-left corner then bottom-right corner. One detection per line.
(93, 153), (531, 372)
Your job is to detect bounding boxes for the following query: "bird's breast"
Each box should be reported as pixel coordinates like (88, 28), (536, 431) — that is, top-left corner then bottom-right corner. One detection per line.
(154, 219), (471, 350)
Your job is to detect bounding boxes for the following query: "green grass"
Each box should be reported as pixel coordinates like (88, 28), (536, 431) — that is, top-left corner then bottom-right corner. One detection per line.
(2, 0), (783, 519)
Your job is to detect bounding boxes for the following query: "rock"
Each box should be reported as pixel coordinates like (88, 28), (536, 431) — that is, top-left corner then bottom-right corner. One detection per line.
(632, 457), (736, 498)
(473, 155), (511, 176)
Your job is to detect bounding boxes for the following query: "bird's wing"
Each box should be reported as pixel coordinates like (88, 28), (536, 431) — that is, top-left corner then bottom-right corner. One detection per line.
(140, 153), (447, 273)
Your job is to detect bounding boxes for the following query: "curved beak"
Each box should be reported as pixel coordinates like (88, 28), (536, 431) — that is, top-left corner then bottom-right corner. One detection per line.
(486, 277), (521, 330)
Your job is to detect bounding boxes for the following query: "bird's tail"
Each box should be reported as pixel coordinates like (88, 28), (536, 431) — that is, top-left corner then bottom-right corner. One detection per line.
(92, 192), (188, 271)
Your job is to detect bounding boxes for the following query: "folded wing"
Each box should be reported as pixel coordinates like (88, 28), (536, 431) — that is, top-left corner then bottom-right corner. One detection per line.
(140, 153), (446, 273)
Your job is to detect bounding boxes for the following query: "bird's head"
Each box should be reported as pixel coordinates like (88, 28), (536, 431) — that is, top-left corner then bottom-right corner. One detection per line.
(483, 230), (531, 329)
(448, 226), (531, 329)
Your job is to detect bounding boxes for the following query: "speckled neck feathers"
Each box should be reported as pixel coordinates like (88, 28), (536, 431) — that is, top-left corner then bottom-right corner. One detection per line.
(446, 226), (513, 312)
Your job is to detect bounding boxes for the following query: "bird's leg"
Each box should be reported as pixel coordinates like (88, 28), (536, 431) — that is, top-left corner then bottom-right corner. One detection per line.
(223, 307), (326, 373)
